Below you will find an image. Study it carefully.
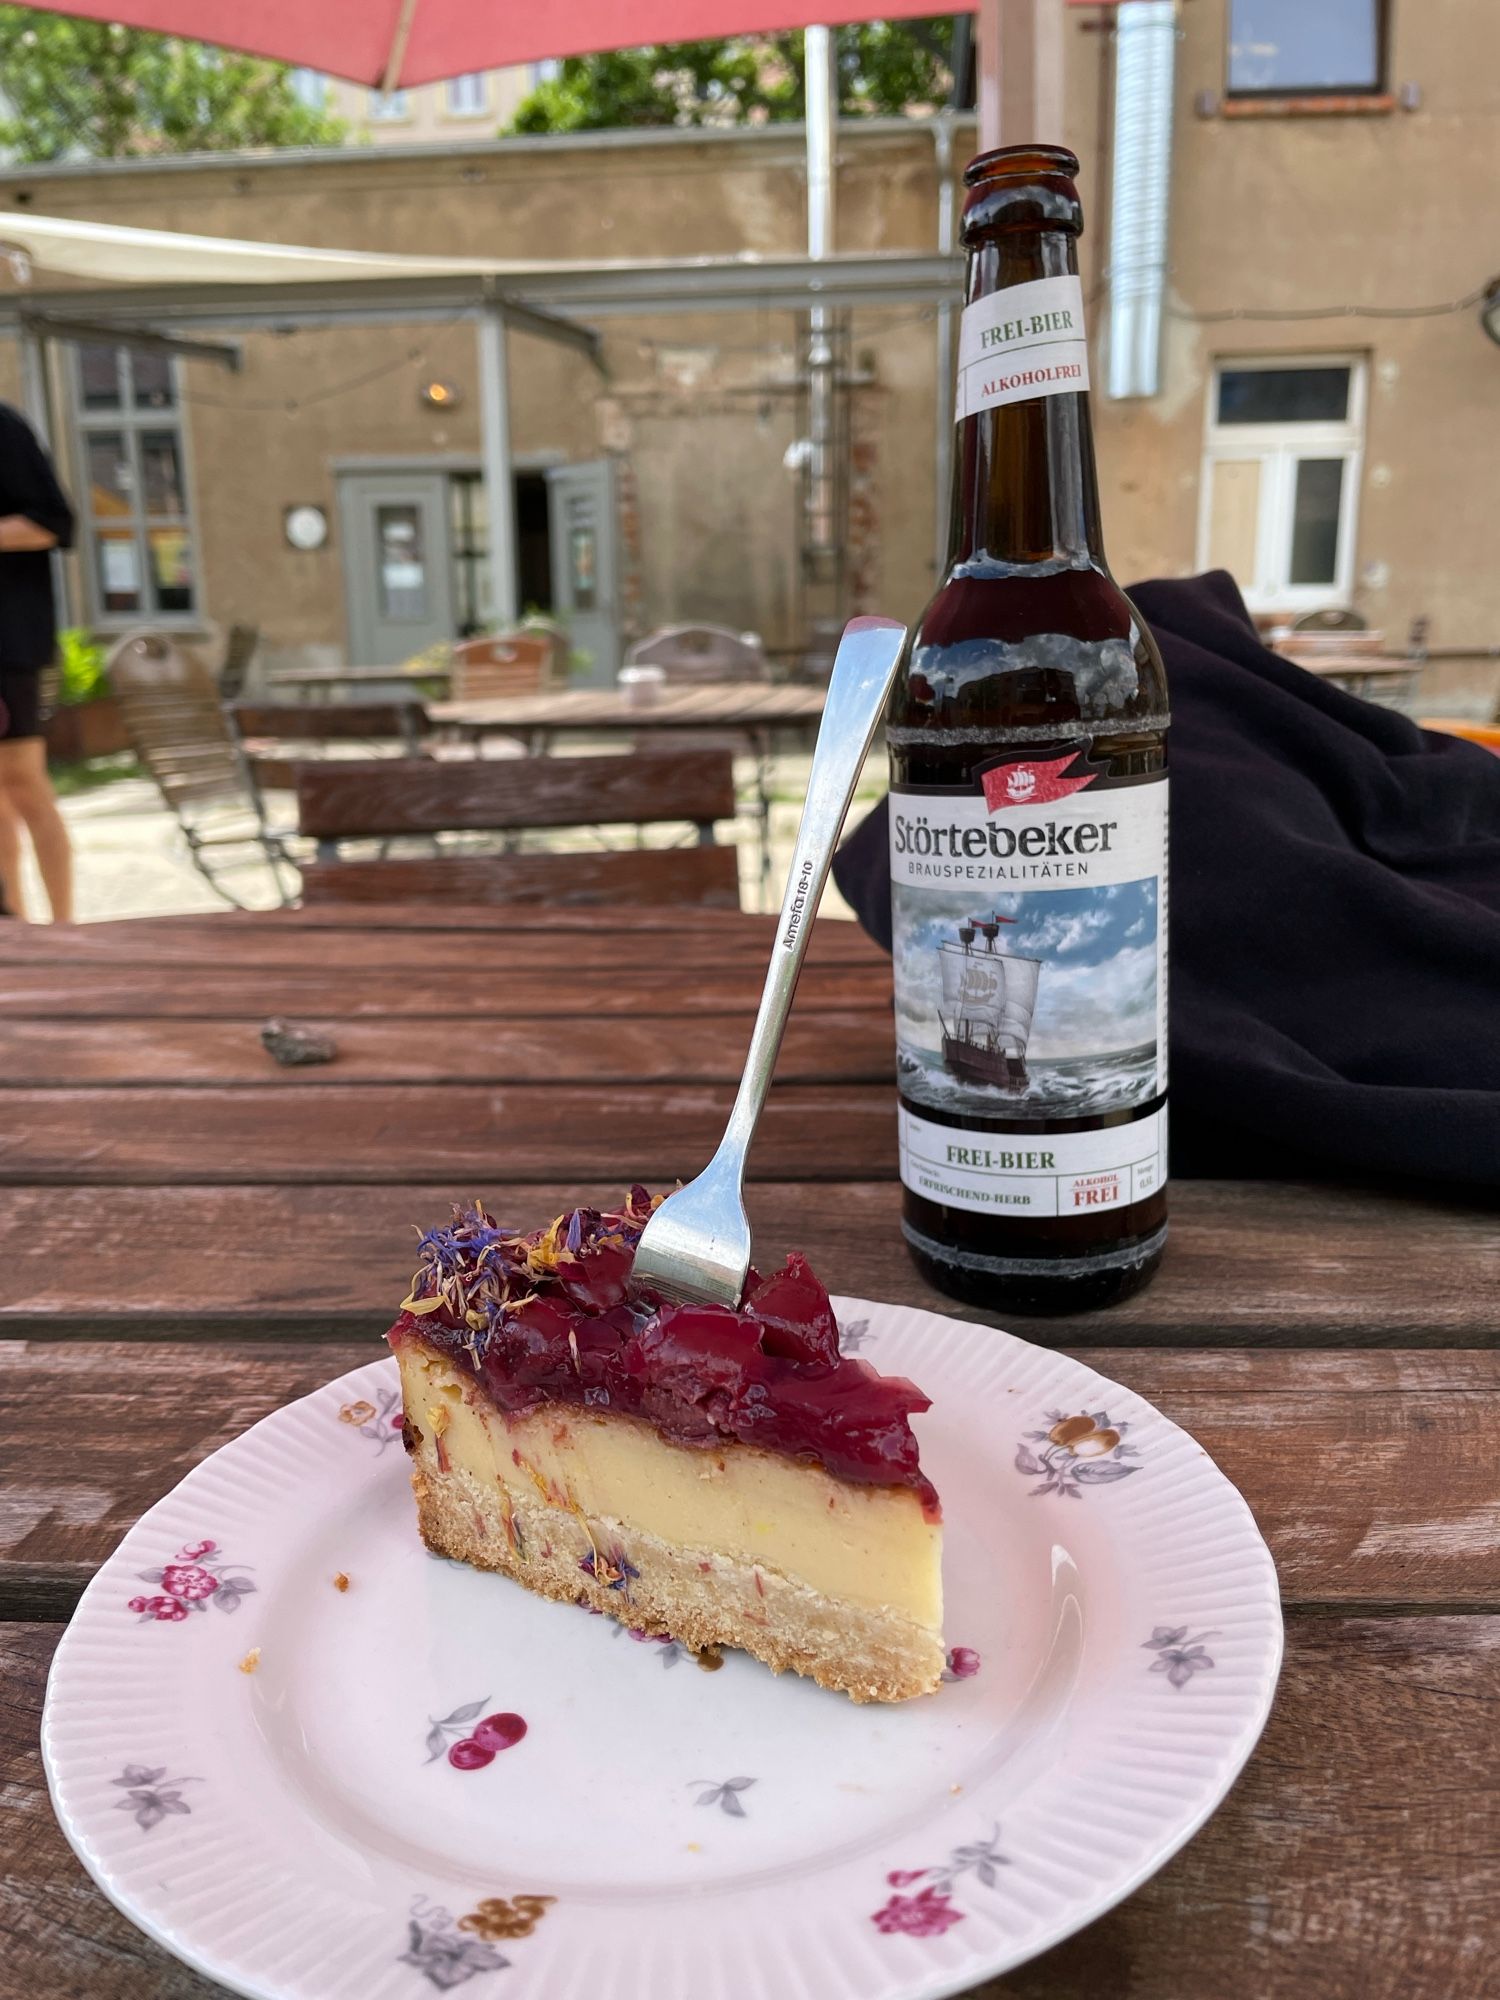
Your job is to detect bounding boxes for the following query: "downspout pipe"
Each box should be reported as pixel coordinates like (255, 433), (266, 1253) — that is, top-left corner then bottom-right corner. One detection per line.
(1107, 0), (1177, 399)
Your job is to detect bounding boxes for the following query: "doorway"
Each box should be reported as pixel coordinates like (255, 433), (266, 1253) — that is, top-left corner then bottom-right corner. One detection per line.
(337, 472), (455, 666)
(337, 461), (620, 672)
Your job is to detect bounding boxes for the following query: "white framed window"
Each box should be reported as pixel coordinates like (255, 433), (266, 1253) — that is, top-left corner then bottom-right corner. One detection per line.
(445, 72), (488, 117)
(1227, 0), (1384, 97)
(289, 68), (328, 111)
(1196, 355), (1365, 615)
(71, 343), (200, 625)
(368, 88), (410, 121)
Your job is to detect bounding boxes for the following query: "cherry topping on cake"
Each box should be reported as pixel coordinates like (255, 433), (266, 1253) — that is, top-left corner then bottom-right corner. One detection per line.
(387, 1194), (939, 1512)
(745, 1253), (842, 1368)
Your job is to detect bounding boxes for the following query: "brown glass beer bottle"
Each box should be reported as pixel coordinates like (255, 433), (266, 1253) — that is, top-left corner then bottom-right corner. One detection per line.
(888, 145), (1169, 1315)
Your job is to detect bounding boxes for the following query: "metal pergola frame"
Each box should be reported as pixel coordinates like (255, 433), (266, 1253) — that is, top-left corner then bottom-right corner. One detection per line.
(0, 249), (960, 633)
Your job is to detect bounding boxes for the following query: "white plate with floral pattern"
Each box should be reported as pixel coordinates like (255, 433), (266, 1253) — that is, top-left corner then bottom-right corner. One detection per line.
(43, 1297), (1281, 2000)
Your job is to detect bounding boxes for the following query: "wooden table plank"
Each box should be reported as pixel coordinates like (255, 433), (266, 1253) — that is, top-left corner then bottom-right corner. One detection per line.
(4, 1341), (1496, 1621)
(0, 1013), (893, 1088)
(428, 685), (826, 734)
(0, 1084), (890, 1185)
(0, 914), (888, 972)
(0, 903), (818, 936)
(6, 1616), (1494, 2000)
(0, 958), (887, 1018)
(4, 1181), (1494, 1348)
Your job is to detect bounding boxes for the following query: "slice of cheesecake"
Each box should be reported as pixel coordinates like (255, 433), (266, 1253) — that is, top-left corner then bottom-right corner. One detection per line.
(387, 1190), (944, 1702)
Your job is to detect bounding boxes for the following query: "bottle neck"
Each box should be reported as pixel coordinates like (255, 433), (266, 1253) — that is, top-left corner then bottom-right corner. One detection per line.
(946, 229), (1107, 572)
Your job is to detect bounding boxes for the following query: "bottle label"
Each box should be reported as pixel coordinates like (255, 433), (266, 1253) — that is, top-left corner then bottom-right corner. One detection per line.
(956, 273), (1090, 419)
(890, 750), (1167, 1216)
(899, 1102), (1166, 1218)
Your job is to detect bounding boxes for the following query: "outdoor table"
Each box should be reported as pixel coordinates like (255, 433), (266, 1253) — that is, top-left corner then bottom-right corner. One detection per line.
(0, 903), (1494, 2000)
(266, 663), (450, 698)
(428, 680), (827, 755)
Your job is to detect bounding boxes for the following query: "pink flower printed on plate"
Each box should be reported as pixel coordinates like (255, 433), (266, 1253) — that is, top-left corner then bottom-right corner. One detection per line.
(872, 1824), (1008, 1938)
(127, 1540), (255, 1621)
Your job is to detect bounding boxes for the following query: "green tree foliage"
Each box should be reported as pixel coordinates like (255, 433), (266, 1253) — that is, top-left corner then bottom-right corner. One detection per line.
(0, 10), (345, 162)
(509, 19), (956, 134)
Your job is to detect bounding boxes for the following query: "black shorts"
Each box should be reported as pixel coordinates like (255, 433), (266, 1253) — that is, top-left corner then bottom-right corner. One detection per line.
(0, 665), (46, 742)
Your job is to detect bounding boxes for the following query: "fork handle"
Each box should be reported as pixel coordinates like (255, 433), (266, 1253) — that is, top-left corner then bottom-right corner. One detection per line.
(709, 615), (908, 1185)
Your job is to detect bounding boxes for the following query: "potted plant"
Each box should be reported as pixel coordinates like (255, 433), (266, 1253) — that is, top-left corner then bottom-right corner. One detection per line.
(45, 628), (130, 762)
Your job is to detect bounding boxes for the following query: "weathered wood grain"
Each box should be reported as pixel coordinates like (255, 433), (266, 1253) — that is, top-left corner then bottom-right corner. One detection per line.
(3, 1181), (1494, 1348)
(299, 842), (745, 907)
(228, 699), (428, 743)
(0, 902), (802, 940)
(0, 957), (886, 1018)
(0, 1084), (891, 1185)
(5, 1618), (1495, 1999)
(295, 749), (736, 837)
(0, 911), (888, 969)
(0, 1012), (893, 1087)
(2, 1341), (1495, 1619)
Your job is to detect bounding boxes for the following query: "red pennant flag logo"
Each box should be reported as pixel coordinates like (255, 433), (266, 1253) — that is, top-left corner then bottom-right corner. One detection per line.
(981, 754), (1097, 812)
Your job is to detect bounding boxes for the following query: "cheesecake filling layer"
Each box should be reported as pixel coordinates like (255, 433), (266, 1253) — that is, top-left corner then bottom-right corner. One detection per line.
(399, 1341), (942, 1630)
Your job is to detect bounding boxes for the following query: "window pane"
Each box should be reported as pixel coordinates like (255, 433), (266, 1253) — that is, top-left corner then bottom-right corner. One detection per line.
(1228, 0), (1380, 94)
(1217, 366), (1350, 425)
(368, 88), (408, 118)
(1288, 458), (1345, 584)
(79, 344), (122, 410)
(148, 526), (195, 613)
(96, 529), (142, 613)
(1205, 458), (1263, 580)
(85, 431), (134, 517)
(376, 504), (427, 620)
(130, 348), (176, 410)
(140, 430), (186, 515)
(446, 72), (486, 114)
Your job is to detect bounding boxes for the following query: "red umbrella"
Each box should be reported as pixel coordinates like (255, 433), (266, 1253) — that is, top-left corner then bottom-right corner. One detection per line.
(17, 0), (951, 89)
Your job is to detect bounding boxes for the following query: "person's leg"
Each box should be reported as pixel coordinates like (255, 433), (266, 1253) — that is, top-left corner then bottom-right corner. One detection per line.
(0, 736), (72, 922)
(0, 786), (26, 918)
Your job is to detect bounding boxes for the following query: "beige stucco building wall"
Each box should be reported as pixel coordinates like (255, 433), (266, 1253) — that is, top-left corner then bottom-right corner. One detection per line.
(0, 0), (1495, 706)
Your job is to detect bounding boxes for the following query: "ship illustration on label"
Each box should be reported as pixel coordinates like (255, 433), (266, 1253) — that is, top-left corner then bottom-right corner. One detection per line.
(938, 915), (1042, 1095)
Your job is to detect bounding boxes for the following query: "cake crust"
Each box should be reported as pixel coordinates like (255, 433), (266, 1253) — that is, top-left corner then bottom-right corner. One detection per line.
(408, 1445), (945, 1704)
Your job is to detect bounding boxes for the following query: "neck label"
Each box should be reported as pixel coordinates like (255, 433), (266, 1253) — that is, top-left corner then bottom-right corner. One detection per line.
(956, 273), (1090, 419)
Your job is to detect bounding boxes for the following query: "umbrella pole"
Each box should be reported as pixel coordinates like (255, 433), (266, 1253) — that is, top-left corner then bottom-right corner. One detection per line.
(477, 303), (520, 634)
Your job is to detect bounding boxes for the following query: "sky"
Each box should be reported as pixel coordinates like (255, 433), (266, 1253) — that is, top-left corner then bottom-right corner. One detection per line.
(893, 878), (1159, 1060)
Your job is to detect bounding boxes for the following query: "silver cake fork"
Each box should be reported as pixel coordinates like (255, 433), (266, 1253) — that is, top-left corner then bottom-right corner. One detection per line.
(632, 614), (908, 1309)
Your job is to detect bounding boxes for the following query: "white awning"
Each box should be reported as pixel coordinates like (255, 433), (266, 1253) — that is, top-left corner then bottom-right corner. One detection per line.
(0, 209), (567, 288)
(0, 210), (958, 327)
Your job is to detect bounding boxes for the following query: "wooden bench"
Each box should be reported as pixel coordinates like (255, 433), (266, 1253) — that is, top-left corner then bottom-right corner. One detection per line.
(295, 750), (741, 908)
(227, 699), (429, 793)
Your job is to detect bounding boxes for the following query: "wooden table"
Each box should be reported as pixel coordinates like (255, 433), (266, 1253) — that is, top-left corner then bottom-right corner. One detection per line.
(428, 680), (826, 753)
(267, 663), (451, 697)
(1, 905), (1495, 1999)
